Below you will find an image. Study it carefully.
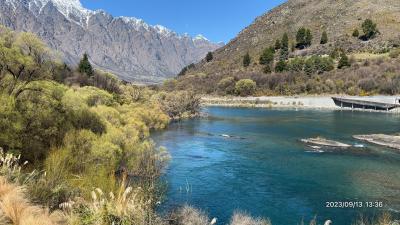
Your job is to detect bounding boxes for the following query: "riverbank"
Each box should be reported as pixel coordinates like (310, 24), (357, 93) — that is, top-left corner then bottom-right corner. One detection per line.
(202, 95), (400, 112)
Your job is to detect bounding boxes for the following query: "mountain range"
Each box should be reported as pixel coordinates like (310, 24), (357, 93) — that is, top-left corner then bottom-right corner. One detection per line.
(0, 0), (223, 83)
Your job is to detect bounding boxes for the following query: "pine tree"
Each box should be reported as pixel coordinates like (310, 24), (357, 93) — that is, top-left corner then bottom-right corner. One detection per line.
(338, 51), (351, 69)
(296, 27), (306, 49)
(206, 52), (213, 62)
(320, 31), (328, 44)
(275, 39), (281, 50)
(296, 28), (312, 49)
(259, 47), (275, 65)
(280, 33), (289, 60)
(243, 52), (251, 67)
(78, 53), (94, 76)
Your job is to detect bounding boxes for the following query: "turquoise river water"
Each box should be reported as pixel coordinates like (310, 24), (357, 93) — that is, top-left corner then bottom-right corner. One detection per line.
(153, 107), (400, 225)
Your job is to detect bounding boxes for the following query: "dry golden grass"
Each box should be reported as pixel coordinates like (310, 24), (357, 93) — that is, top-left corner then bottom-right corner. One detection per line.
(0, 176), (63, 225)
(351, 52), (389, 61)
(229, 211), (271, 225)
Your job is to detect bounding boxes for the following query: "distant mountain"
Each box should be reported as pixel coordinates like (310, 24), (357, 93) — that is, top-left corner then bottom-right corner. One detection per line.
(0, 0), (223, 83)
(189, 0), (400, 75)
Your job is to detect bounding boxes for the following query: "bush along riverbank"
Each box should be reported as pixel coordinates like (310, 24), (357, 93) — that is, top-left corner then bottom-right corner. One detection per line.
(0, 27), (200, 224)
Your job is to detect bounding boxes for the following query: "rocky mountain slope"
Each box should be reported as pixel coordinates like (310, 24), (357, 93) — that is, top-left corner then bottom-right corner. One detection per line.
(0, 0), (222, 83)
(189, 0), (400, 75)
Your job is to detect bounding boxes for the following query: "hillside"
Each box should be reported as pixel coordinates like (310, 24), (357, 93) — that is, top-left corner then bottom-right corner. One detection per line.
(0, 0), (222, 83)
(191, 0), (400, 75)
(172, 0), (400, 96)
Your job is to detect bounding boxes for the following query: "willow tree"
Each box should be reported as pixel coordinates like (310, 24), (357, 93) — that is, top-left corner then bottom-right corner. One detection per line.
(0, 31), (55, 97)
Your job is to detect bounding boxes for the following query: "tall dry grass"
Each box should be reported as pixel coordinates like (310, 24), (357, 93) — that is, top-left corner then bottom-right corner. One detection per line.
(66, 174), (164, 225)
(229, 211), (271, 225)
(0, 176), (64, 225)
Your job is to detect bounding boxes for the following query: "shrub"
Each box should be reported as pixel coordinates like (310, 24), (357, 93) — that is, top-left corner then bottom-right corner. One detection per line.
(91, 71), (121, 94)
(389, 48), (400, 58)
(171, 205), (211, 225)
(263, 65), (272, 74)
(338, 52), (351, 69)
(352, 29), (360, 37)
(158, 91), (201, 119)
(217, 77), (236, 95)
(229, 211), (271, 225)
(304, 56), (334, 74)
(235, 79), (256, 96)
(71, 108), (106, 135)
(287, 57), (305, 72)
(76, 86), (115, 107)
(361, 19), (379, 40)
(358, 78), (377, 92)
(320, 31), (328, 44)
(275, 39), (281, 50)
(275, 60), (288, 72)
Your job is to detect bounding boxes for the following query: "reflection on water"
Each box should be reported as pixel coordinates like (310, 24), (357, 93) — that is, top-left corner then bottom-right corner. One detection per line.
(153, 107), (400, 225)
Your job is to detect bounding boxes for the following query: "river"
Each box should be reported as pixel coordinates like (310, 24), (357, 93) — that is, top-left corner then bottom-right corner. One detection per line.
(153, 107), (400, 225)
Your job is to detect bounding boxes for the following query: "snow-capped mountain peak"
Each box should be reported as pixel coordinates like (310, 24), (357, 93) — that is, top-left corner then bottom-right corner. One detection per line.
(30, 0), (91, 18)
(11, 0), (209, 39)
(193, 34), (209, 42)
(0, 0), (222, 83)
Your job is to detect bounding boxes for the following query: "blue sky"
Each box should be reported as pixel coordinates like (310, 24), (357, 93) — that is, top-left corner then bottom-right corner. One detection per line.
(80, 0), (286, 43)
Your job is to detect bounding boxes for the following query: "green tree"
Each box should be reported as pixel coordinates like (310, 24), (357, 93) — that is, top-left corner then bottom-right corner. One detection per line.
(235, 79), (257, 97)
(352, 29), (360, 37)
(296, 27), (312, 49)
(78, 53), (94, 77)
(275, 60), (288, 72)
(280, 33), (289, 60)
(320, 31), (328, 44)
(0, 32), (55, 97)
(296, 27), (306, 49)
(338, 52), (351, 69)
(362, 19), (379, 40)
(205, 52), (213, 62)
(259, 47), (275, 65)
(243, 52), (251, 67)
(275, 39), (281, 50)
